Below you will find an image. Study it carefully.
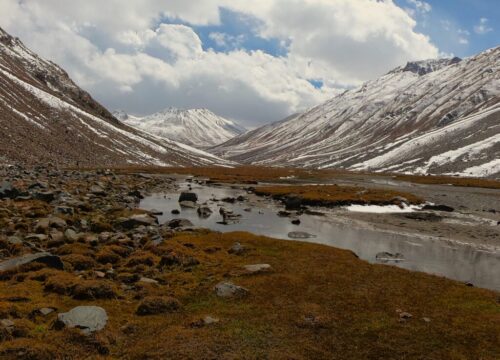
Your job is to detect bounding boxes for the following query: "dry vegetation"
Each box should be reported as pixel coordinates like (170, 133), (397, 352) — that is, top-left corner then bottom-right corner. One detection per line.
(255, 184), (424, 206)
(394, 174), (500, 189)
(0, 231), (498, 359)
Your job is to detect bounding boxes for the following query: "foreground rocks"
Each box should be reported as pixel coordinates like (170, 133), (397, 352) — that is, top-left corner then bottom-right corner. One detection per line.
(55, 306), (108, 334)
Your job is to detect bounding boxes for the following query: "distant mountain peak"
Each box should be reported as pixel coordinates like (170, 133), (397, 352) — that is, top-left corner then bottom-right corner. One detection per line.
(114, 108), (246, 148)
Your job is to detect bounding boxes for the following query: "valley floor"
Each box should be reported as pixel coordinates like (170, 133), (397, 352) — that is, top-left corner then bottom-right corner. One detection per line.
(0, 166), (498, 359)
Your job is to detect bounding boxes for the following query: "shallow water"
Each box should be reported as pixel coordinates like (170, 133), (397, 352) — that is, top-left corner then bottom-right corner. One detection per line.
(140, 183), (500, 291)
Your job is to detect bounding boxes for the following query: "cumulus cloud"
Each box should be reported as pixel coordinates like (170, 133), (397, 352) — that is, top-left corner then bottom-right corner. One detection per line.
(0, 0), (439, 126)
(474, 18), (493, 35)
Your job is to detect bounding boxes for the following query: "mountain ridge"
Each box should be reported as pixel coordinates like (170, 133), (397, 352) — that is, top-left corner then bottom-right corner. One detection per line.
(0, 27), (230, 167)
(211, 47), (500, 178)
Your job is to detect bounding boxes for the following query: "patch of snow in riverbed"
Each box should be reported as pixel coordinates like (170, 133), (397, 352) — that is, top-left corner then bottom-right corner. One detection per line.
(345, 204), (422, 213)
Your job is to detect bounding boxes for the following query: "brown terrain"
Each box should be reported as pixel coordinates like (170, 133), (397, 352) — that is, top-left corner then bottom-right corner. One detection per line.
(0, 165), (498, 359)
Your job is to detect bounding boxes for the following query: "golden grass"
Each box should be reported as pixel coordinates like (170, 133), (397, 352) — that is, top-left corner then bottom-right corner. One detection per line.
(0, 231), (498, 359)
(255, 184), (424, 206)
(394, 174), (500, 189)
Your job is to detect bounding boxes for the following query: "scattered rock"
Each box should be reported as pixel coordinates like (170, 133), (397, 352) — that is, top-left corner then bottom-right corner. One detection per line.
(118, 214), (158, 229)
(243, 264), (272, 274)
(179, 201), (197, 208)
(288, 231), (316, 239)
(375, 252), (405, 263)
(167, 218), (194, 229)
(291, 219), (301, 225)
(228, 242), (246, 255)
(179, 192), (198, 203)
(403, 212), (442, 222)
(171, 209), (180, 215)
(197, 206), (213, 218)
(284, 196), (302, 210)
(90, 185), (106, 196)
(214, 282), (249, 298)
(55, 306), (108, 334)
(190, 316), (220, 328)
(33, 191), (56, 202)
(0, 181), (19, 199)
(0, 252), (63, 272)
(422, 204), (454, 212)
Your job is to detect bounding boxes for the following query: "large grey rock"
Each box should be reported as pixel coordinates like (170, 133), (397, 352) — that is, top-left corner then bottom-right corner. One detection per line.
(243, 264), (272, 274)
(214, 282), (249, 298)
(287, 231), (316, 239)
(179, 192), (198, 203)
(118, 214), (158, 229)
(56, 306), (108, 334)
(167, 218), (194, 229)
(0, 181), (19, 199)
(197, 206), (213, 219)
(0, 252), (63, 272)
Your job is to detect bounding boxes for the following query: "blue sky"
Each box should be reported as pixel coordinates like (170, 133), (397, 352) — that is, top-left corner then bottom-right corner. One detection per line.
(395, 0), (498, 57)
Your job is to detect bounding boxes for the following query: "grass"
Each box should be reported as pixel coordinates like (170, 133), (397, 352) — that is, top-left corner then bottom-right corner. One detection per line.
(255, 184), (424, 206)
(0, 231), (498, 359)
(394, 174), (500, 189)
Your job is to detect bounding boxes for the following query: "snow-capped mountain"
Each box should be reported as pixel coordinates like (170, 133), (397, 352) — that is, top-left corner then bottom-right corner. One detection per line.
(212, 47), (500, 178)
(114, 108), (246, 148)
(0, 27), (230, 167)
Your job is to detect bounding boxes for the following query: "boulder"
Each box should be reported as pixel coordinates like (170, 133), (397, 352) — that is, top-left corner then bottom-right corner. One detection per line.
(179, 192), (198, 203)
(55, 306), (108, 334)
(167, 218), (194, 229)
(33, 191), (56, 202)
(422, 204), (454, 212)
(288, 231), (316, 239)
(179, 201), (197, 208)
(228, 242), (246, 255)
(375, 252), (405, 263)
(214, 282), (249, 298)
(197, 206), (213, 219)
(0, 181), (19, 199)
(284, 196), (302, 210)
(0, 252), (63, 272)
(243, 264), (272, 274)
(118, 214), (158, 229)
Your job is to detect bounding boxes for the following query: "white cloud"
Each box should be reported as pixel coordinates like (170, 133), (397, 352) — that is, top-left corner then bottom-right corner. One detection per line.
(0, 0), (439, 126)
(474, 18), (493, 35)
(406, 0), (432, 14)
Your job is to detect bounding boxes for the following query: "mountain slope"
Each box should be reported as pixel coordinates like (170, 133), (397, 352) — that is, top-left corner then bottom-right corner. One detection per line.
(114, 108), (246, 148)
(0, 27), (230, 167)
(212, 48), (500, 178)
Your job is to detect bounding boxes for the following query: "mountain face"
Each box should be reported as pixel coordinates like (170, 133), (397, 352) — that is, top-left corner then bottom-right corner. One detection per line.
(212, 47), (500, 178)
(0, 28), (229, 167)
(114, 108), (246, 148)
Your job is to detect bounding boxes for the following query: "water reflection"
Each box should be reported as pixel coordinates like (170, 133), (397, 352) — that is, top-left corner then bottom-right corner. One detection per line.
(140, 184), (500, 291)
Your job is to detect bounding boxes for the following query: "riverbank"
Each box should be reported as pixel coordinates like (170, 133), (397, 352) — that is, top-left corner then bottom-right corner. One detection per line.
(0, 166), (498, 359)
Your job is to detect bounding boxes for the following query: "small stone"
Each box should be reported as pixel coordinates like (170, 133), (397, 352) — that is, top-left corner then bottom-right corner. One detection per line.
(243, 264), (272, 274)
(197, 206), (213, 218)
(64, 229), (79, 242)
(118, 214), (158, 229)
(171, 209), (180, 215)
(291, 219), (301, 225)
(228, 242), (246, 255)
(39, 308), (55, 316)
(0, 319), (14, 328)
(399, 311), (413, 322)
(422, 317), (431, 323)
(33, 191), (56, 202)
(90, 185), (106, 196)
(288, 231), (316, 239)
(191, 316), (220, 328)
(214, 282), (249, 298)
(139, 277), (159, 284)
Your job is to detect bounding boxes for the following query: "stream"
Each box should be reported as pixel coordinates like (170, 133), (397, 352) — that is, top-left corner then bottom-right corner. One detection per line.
(140, 182), (500, 291)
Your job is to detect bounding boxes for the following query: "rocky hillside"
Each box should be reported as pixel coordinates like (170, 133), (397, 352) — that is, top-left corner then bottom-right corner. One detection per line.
(211, 48), (500, 178)
(114, 108), (246, 148)
(0, 28), (229, 167)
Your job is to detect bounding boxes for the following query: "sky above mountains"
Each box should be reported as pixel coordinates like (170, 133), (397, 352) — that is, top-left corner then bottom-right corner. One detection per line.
(0, 0), (497, 127)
